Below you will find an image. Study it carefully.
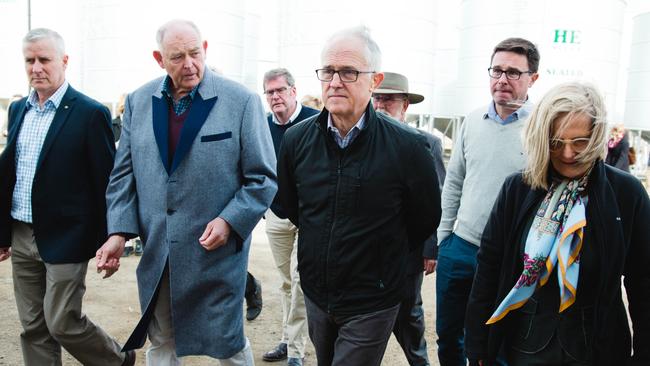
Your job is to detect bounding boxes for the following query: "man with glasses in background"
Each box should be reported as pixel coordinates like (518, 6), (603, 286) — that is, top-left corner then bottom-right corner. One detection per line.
(435, 37), (540, 366)
(372, 71), (445, 366)
(260, 68), (318, 366)
(277, 27), (441, 366)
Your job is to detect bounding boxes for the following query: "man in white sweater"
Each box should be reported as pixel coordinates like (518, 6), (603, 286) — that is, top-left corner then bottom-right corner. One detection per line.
(435, 37), (540, 366)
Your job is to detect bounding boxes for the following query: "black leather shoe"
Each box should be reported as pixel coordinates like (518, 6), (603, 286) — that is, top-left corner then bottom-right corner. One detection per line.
(262, 343), (287, 362)
(122, 350), (136, 366)
(245, 278), (263, 321)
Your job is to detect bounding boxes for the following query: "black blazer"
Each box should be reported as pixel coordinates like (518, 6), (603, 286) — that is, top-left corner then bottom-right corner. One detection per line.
(465, 161), (650, 365)
(0, 86), (115, 263)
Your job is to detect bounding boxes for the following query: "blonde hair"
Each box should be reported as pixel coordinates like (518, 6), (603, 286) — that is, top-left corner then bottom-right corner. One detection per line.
(523, 82), (607, 190)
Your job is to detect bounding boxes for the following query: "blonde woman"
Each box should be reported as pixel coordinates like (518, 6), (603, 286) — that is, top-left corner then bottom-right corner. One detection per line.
(605, 124), (630, 172)
(465, 82), (650, 365)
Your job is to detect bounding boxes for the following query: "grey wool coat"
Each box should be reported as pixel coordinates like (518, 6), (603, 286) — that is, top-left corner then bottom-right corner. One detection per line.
(106, 70), (277, 358)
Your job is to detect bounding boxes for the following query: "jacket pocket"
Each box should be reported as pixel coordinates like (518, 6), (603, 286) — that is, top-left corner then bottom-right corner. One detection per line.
(514, 297), (537, 340)
(508, 297), (557, 354)
(338, 174), (361, 214)
(201, 132), (232, 142)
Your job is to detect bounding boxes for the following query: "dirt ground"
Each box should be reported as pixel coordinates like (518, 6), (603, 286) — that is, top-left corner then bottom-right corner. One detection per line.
(0, 222), (441, 366)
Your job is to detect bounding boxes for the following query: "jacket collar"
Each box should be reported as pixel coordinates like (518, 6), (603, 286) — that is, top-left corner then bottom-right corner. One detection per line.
(36, 86), (79, 172)
(152, 69), (220, 99)
(315, 101), (376, 133)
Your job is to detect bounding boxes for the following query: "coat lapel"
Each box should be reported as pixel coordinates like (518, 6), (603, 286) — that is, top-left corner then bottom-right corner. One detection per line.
(170, 94), (218, 174)
(152, 95), (170, 175)
(513, 185), (545, 235)
(36, 88), (77, 172)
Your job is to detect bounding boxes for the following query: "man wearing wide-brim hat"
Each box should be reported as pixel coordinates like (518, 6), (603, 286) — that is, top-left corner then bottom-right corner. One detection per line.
(373, 71), (446, 366)
(372, 71), (424, 121)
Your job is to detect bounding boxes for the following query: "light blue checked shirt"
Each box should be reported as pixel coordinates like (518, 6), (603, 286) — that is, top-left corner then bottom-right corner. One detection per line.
(327, 112), (365, 149)
(12, 81), (69, 223)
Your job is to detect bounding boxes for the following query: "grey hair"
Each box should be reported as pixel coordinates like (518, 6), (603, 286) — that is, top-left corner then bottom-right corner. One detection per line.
(263, 68), (295, 90)
(23, 28), (65, 57)
(156, 19), (202, 50)
(322, 26), (382, 71)
(523, 81), (607, 190)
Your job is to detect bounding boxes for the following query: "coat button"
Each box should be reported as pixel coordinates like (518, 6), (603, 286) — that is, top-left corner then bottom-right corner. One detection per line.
(167, 209), (175, 215)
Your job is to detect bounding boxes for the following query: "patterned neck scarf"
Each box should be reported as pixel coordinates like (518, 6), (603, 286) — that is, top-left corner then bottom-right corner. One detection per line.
(486, 170), (590, 324)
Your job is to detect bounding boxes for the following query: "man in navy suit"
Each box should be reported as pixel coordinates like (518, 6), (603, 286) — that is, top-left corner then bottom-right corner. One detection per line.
(0, 28), (133, 366)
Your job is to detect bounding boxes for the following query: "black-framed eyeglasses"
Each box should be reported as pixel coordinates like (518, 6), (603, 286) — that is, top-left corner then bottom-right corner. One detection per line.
(315, 68), (375, 82)
(263, 86), (290, 96)
(488, 67), (534, 80)
(549, 137), (591, 152)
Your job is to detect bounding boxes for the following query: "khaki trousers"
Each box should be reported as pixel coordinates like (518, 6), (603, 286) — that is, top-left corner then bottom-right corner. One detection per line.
(11, 221), (124, 366)
(146, 270), (255, 366)
(264, 209), (306, 358)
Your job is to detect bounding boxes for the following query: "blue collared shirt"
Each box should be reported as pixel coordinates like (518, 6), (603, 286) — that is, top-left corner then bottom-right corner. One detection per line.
(328, 113), (365, 148)
(161, 76), (199, 115)
(484, 100), (531, 125)
(12, 81), (69, 223)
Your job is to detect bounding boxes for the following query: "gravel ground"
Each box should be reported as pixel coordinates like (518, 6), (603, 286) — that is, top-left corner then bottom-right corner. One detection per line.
(0, 222), (441, 366)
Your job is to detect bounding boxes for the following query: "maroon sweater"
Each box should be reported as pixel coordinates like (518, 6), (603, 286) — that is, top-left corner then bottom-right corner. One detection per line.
(168, 106), (190, 165)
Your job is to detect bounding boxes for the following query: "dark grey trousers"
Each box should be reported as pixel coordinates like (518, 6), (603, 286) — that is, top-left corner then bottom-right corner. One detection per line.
(305, 296), (400, 366)
(393, 272), (430, 366)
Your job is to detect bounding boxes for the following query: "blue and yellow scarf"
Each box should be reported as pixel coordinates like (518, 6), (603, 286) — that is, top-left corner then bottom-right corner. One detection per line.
(487, 173), (589, 324)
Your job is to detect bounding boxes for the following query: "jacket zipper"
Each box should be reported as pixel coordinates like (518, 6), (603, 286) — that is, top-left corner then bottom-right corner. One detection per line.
(326, 152), (343, 313)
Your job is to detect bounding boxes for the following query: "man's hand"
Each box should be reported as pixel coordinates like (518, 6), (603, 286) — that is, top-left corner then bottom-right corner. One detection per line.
(423, 258), (437, 275)
(199, 217), (231, 251)
(96, 235), (126, 278)
(0, 247), (11, 262)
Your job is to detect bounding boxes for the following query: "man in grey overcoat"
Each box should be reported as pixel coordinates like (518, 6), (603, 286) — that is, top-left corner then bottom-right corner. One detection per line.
(96, 19), (277, 365)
